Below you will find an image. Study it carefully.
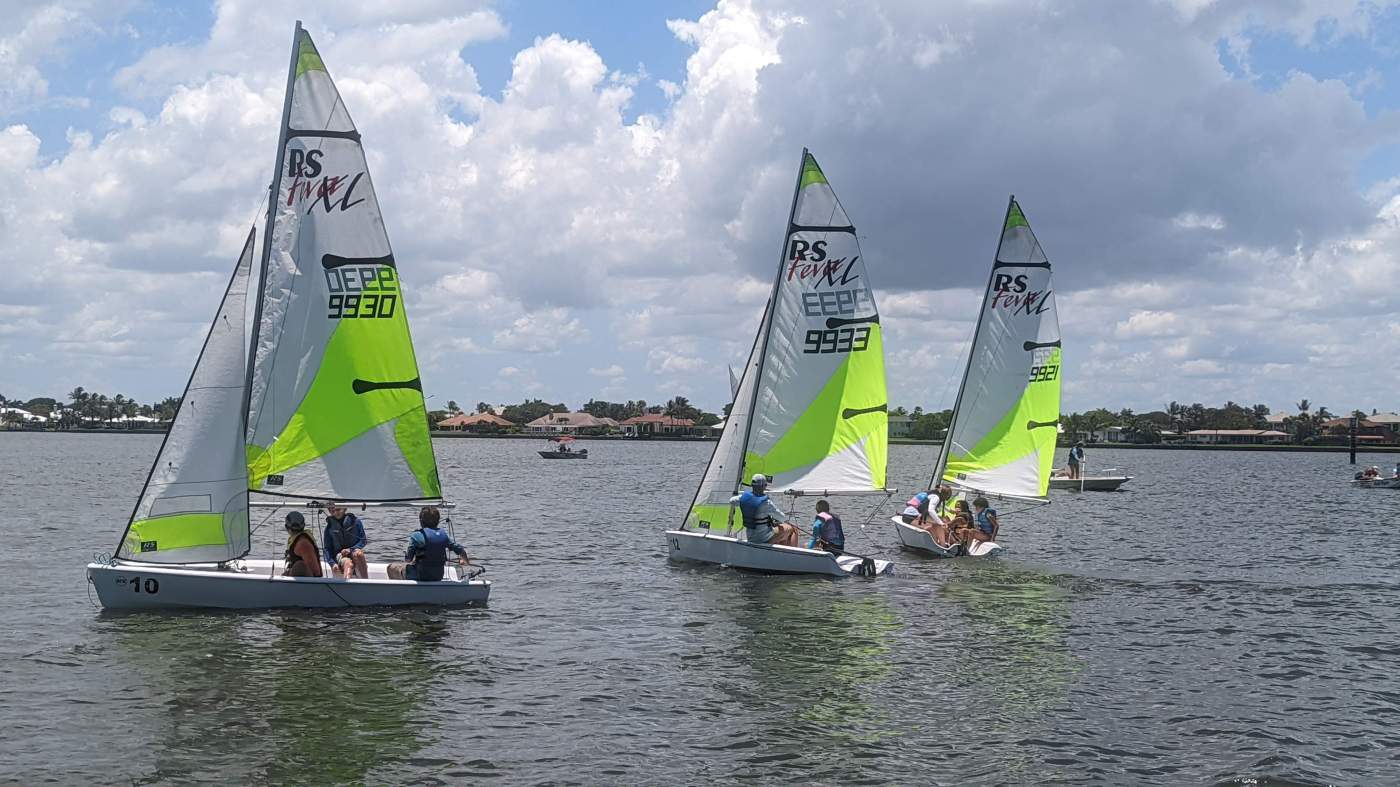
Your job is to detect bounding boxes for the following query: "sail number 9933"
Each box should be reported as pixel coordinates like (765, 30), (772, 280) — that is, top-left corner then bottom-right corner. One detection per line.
(803, 326), (871, 354)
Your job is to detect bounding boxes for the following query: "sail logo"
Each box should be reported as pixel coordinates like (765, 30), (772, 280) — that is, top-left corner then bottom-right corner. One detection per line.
(285, 171), (367, 215)
(991, 274), (1051, 315)
(787, 255), (862, 288)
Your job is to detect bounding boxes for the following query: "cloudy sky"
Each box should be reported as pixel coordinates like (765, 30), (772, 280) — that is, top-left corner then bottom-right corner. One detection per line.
(3, 0), (1400, 416)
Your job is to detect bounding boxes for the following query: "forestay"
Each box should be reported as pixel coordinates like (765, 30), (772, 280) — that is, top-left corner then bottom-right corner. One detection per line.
(117, 230), (254, 563)
(245, 28), (441, 502)
(684, 151), (887, 534)
(935, 198), (1062, 498)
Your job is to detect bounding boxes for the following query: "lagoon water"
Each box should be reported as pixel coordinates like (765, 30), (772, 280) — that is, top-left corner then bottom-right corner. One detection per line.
(2, 433), (1398, 785)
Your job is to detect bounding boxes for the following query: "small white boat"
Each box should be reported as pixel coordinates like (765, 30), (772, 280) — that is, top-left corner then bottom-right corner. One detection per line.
(668, 150), (894, 577)
(538, 436), (588, 459)
(88, 559), (487, 610)
(666, 530), (892, 576)
(897, 197), (1061, 558)
(1048, 475), (1132, 491)
(85, 23), (489, 610)
(889, 516), (1003, 557)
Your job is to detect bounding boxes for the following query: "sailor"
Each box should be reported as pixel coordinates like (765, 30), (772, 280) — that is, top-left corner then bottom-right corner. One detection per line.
(1067, 441), (1085, 479)
(387, 507), (471, 581)
(323, 503), (369, 579)
(731, 474), (799, 547)
(282, 511), (323, 577)
(970, 497), (999, 544)
(947, 499), (979, 548)
(808, 499), (845, 554)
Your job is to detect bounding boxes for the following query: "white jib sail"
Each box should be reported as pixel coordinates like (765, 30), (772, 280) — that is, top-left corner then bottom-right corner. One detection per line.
(117, 229), (254, 563)
(936, 198), (1062, 498)
(245, 25), (441, 502)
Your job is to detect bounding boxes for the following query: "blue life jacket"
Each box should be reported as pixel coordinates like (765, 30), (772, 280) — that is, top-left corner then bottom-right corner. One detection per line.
(1069, 447), (1083, 463)
(738, 491), (773, 531)
(414, 526), (451, 582)
(975, 508), (997, 536)
(815, 512), (845, 547)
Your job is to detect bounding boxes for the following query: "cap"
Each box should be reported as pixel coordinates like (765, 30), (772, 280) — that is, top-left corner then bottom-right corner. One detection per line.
(285, 510), (306, 530)
(751, 473), (769, 487)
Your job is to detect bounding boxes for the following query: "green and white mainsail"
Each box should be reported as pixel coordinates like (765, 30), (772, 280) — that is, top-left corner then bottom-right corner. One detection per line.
(934, 197), (1062, 498)
(116, 229), (255, 562)
(245, 24), (441, 501)
(684, 150), (887, 533)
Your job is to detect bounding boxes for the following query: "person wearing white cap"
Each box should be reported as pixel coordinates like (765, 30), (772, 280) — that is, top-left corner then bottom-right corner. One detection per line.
(730, 473), (800, 547)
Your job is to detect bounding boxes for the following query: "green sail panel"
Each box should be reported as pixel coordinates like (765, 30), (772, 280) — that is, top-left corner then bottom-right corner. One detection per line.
(118, 230), (254, 562)
(245, 27), (441, 501)
(938, 198), (1062, 498)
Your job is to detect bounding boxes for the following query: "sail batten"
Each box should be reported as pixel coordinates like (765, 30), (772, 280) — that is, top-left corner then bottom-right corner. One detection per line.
(935, 197), (1062, 498)
(685, 150), (888, 532)
(244, 26), (442, 502)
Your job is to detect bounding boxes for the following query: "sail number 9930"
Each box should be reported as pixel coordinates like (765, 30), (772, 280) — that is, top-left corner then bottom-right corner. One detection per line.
(803, 327), (871, 354)
(1029, 364), (1059, 382)
(325, 267), (399, 320)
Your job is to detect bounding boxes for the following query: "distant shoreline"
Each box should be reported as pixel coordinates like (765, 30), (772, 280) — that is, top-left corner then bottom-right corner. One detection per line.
(7, 429), (1398, 454)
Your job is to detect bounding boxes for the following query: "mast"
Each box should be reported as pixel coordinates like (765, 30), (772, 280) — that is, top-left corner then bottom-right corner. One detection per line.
(929, 194), (1017, 489)
(732, 148), (809, 497)
(242, 21), (302, 438)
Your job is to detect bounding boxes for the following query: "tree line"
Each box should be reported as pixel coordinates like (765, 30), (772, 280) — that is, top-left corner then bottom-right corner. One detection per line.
(433, 395), (722, 429)
(0, 388), (181, 427)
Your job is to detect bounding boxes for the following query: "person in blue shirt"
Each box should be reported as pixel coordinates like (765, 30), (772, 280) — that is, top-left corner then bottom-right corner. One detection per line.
(387, 507), (471, 581)
(730, 473), (799, 546)
(1067, 442), (1085, 479)
(323, 503), (368, 579)
(807, 499), (845, 554)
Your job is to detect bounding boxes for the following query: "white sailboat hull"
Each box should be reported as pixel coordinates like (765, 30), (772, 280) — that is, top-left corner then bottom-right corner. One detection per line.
(1351, 477), (1400, 489)
(87, 559), (490, 610)
(889, 516), (1003, 558)
(1048, 475), (1132, 491)
(664, 530), (892, 576)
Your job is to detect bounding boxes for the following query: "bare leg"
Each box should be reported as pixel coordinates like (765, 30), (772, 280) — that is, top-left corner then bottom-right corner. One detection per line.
(387, 562), (407, 580)
(351, 548), (369, 578)
(337, 557), (355, 579)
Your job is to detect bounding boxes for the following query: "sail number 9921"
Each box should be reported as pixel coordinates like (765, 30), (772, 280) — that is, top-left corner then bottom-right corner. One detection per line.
(803, 327), (871, 354)
(1029, 364), (1059, 383)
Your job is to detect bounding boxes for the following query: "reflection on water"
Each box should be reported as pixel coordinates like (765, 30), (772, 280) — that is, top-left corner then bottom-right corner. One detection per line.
(108, 611), (465, 784)
(939, 562), (1083, 720)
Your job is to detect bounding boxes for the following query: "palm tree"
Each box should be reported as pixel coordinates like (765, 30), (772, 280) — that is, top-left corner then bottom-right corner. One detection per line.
(1297, 399), (1310, 414)
(446, 400), (461, 414)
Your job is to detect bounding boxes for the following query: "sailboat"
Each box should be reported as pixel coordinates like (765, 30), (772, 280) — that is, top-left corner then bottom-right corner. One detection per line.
(893, 197), (1062, 558)
(86, 23), (489, 609)
(666, 150), (894, 577)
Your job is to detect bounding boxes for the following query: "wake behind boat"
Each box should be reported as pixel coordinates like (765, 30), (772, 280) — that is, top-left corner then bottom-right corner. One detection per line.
(895, 197), (1062, 558)
(665, 150), (893, 577)
(86, 23), (488, 610)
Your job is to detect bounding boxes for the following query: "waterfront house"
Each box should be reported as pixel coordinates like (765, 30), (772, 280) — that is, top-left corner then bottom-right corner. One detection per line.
(0, 407), (46, 423)
(526, 412), (619, 434)
(620, 413), (696, 436)
(888, 414), (913, 438)
(1183, 429), (1289, 445)
(437, 412), (514, 431)
(1321, 417), (1400, 445)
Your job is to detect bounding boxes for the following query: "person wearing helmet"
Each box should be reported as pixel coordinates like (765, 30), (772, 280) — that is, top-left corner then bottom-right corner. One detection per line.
(730, 473), (799, 547)
(282, 511), (323, 577)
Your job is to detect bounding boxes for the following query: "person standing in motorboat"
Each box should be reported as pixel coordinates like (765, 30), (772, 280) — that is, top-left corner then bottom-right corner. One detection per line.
(387, 507), (471, 581)
(732, 474), (800, 547)
(970, 497), (999, 545)
(1067, 441), (1085, 479)
(808, 499), (845, 554)
(282, 511), (323, 577)
(323, 503), (369, 579)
